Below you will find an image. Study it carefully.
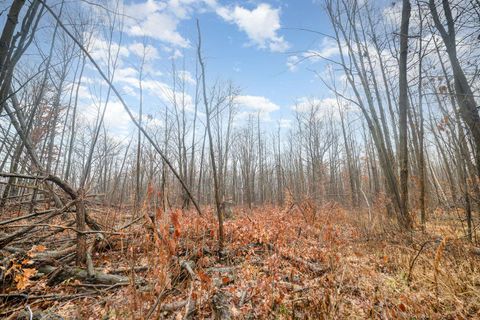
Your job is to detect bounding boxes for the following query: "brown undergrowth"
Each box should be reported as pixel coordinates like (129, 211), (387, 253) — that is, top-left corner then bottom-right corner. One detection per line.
(1, 201), (480, 319)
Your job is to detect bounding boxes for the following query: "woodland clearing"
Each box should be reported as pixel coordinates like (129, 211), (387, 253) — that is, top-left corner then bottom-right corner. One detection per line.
(2, 198), (479, 319)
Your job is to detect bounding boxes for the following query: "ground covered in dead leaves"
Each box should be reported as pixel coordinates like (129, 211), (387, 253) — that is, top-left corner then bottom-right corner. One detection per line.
(2, 203), (480, 319)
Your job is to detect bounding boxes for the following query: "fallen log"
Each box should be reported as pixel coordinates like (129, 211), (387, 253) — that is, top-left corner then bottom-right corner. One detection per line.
(109, 266), (148, 274)
(5, 245), (77, 263)
(38, 265), (134, 286)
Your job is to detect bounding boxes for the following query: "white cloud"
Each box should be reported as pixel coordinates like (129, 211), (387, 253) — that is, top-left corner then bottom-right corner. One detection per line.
(144, 114), (165, 129)
(278, 118), (292, 128)
(177, 70), (196, 85)
(121, 1), (289, 52)
(287, 55), (300, 71)
(160, 45), (184, 59)
(121, 85), (138, 97)
(292, 96), (358, 119)
(314, 37), (340, 58)
(217, 3), (289, 52)
(123, 0), (217, 47)
(123, 0), (189, 47)
(127, 12), (189, 47)
(233, 95), (280, 123)
(167, 0), (204, 19)
(76, 84), (93, 101)
(302, 37), (341, 63)
(128, 42), (160, 61)
(115, 67), (138, 80)
(286, 38), (342, 72)
(292, 97), (337, 115)
(113, 70), (196, 110)
(88, 35), (130, 63)
(237, 95), (280, 113)
(80, 100), (132, 137)
(114, 73), (173, 103)
(269, 37), (290, 52)
(292, 97), (321, 113)
(171, 48), (184, 59)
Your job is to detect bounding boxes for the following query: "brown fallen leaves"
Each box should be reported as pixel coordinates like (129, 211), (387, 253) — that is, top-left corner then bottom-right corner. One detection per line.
(2, 203), (480, 319)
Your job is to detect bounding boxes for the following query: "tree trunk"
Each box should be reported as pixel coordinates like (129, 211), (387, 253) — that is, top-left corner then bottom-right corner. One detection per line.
(398, 0), (412, 230)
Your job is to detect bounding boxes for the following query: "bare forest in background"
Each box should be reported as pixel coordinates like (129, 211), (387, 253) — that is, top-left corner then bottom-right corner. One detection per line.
(0, 0), (480, 318)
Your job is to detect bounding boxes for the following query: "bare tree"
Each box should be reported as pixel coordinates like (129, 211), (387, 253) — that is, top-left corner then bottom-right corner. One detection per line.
(398, 0), (412, 229)
(429, 0), (480, 181)
(197, 19), (225, 255)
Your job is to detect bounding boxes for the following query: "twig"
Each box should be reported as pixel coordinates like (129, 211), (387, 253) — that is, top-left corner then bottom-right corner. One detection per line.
(407, 240), (434, 284)
(26, 306), (32, 320)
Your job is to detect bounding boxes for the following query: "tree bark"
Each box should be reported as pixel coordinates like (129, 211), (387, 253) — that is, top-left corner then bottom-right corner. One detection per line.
(398, 0), (412, 230)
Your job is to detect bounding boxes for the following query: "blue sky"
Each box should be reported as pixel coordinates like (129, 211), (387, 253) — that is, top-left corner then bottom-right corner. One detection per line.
(70, 0), (346, 134)
(189, 0), (334, 106)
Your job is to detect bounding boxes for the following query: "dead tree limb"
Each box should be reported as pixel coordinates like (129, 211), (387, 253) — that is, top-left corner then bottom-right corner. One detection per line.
(0, 200), (76, 249)
(38, 265), (136, 286)
(0, 207), (73, 226)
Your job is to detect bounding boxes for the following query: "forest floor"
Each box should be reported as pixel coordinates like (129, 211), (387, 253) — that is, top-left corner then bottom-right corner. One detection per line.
(1, 200), (480, 319)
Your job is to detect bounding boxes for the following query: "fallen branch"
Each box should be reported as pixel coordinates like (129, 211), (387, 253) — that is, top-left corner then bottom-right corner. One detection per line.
(4, 223), (126, 235)
(0, 172), (77, 199)
(183, 284), (196, 319)
(109, 266), (148, 274)
(0, 207), (74, 226)
(38, 264), (142, 286)
(15, 309), (64, 320)
(2, 245), (77, 263)
(0, 200), (76, 249)
(407, 240), (434, 284)
(0, 293), (98, 317)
